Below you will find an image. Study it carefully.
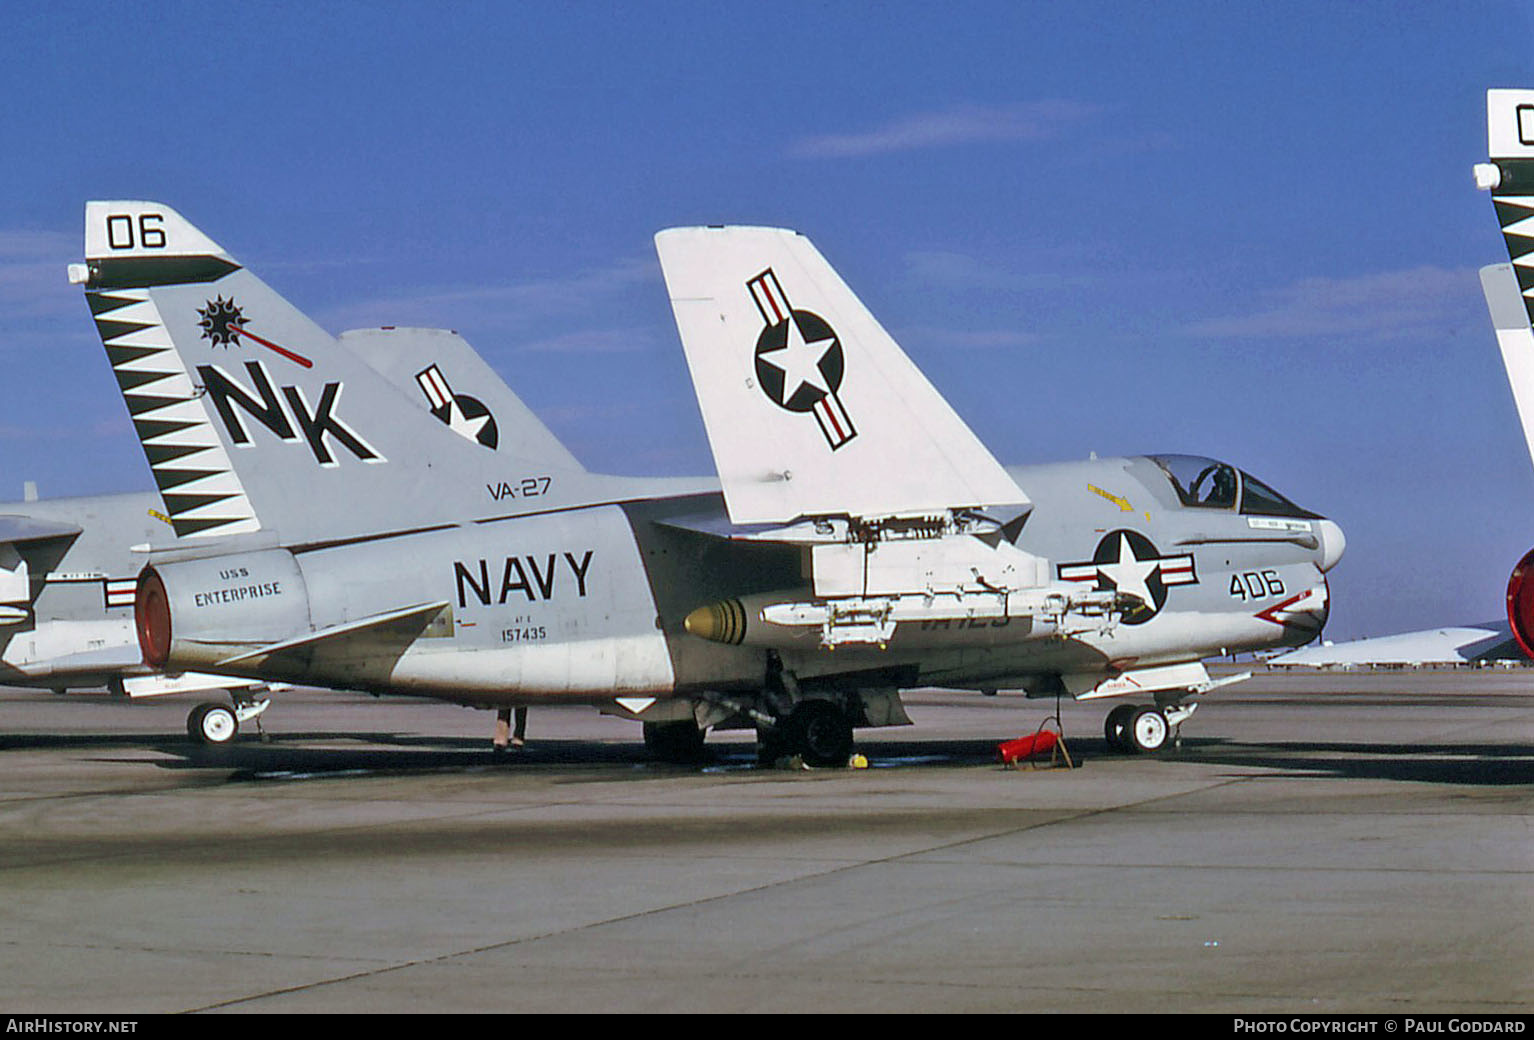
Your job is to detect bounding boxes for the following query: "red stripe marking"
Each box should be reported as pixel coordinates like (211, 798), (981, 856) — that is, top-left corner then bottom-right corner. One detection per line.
(422, 369), (450, 406)
(819, 398), (845, 440)
(230, 325), (313, 368)
(751, 274), (785, 324)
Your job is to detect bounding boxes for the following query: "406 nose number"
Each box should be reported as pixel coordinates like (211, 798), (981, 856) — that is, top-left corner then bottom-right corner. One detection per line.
(1229, 570), (1285, 601)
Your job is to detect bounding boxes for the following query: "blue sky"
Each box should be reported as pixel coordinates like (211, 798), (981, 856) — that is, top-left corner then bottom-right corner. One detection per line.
(1, 1), (1532, 639)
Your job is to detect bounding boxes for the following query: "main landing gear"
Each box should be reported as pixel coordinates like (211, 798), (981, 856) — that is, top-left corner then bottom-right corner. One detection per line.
(754, 651), (858, 767)
(1102, 700), (1197, 755)
(758, 699), (856, 768)
(641, 654), (872, 768)
(186, 692), (271, 746)
(642, 698), (859, 768)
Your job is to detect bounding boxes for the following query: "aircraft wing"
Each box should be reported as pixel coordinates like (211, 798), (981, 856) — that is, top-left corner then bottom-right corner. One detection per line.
(214, 600), (451, 669)
(0, 516), (85, 621)
(654, 226), (1027, 526)
(1270, 623), (1521, 667)
(0, 516), (84, 545)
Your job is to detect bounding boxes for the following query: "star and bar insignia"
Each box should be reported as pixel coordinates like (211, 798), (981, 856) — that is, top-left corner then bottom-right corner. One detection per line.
(747, 268), (857, 451)
(1058, 529), (1198, 625)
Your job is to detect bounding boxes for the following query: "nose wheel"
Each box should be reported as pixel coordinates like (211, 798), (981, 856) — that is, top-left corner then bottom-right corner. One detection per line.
(1125, 706), (1170, 753)
(1104, 702), (1187, 754)
(186, 693), (272, 746)
(187, 702), (239, 745)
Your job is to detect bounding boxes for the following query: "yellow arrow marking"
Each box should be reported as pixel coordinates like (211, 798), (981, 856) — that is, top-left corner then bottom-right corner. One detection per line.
(1087, 484), (1133, 512)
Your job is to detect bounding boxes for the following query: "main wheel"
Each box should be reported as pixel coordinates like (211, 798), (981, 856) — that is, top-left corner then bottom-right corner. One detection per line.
(187, 703), (238, 745)
(643, 720), (707, 763)
(1124, 706), (1169, 754)
(786, 700), (854, 767)
(1104, 703), (1137, 753)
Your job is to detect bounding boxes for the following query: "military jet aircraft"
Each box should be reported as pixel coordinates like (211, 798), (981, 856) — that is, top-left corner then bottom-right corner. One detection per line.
(69, 201), (1343, 762)
(2, 320), (557, 743)
(1474, 87), (1534, 658)
(1, 488), (209, 693)
(1269, 263), (1531, 670)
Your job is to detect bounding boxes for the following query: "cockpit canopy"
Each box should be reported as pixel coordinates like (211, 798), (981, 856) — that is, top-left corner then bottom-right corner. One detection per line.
(1147, 454), (1321, 519)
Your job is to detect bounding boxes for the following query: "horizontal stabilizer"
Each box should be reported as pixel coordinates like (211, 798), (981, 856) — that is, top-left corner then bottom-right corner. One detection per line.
(215, 600), (450, 667)
(0, 516), (83, 545)
(655, 226), (1027, 525)
(20, 643), (143, 675)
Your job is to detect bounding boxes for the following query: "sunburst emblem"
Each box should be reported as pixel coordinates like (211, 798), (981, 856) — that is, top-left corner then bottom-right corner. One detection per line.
(197, 296), (244, 348)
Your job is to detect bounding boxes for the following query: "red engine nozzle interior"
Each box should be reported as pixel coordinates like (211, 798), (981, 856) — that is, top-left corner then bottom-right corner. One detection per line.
(1506, 548), (1534, 658)
(135, 568), (171, 668)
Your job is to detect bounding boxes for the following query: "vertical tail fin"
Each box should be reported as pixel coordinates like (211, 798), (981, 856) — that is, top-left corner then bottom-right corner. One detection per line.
(1475, 91), (1534, 474)
(341, 326), (586, 472)
(74, 204), (264, 539)
(1481, 263), (1534, 472)
(74, 202), (588, 544)
(654, 226), (1026, 526)
(1476, 90), (1534, 325)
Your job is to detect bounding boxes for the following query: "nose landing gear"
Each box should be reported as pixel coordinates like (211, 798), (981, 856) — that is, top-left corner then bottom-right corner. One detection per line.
(186, 692), (272, 746)
(1103, 700), (1196, 754)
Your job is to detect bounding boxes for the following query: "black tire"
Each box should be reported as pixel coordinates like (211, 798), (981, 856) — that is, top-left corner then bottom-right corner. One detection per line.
(187, 703), (238, 745)
(786, 700), (854, 768)
(643, 720), (707, 763)
(1104, 704), (1137, 753)
(1124, 706), (1169, 754)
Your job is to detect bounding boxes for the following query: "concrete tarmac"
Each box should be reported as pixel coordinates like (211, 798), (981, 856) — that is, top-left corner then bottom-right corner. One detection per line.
(0, 668), (1530, 1014)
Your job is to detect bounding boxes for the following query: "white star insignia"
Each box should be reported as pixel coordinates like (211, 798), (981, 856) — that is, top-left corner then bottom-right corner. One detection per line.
(760, 315), (835, 403)
(1097, 533), (1160, 608)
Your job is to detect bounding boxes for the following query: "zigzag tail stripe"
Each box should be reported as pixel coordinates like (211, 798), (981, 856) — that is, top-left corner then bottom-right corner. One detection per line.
(86, 288), (260, 539)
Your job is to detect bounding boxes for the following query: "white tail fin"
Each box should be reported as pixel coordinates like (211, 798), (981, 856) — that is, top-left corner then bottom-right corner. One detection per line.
(1475, 91), (1534, 474)
(654, 226), (1026, 526)
(341, 326), (585, 471)
(1476, 90), (1534, 327)
(75, 201), (593, 544)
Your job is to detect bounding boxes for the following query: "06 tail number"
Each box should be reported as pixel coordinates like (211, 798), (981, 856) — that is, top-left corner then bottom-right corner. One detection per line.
(104, 213), (167, 250)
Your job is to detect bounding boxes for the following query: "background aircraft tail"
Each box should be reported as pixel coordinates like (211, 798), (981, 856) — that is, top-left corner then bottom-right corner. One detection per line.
(1477, 89), (1534, 326)
(342, 326), (585, 472)
(1476, 91), (1534, 472)
(73, 202), (589, 545)
(654, 226), (1026, 526)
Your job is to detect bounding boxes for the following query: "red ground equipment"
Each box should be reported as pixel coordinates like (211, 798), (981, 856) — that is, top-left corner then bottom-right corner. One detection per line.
(997, 729), (1059, 765)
